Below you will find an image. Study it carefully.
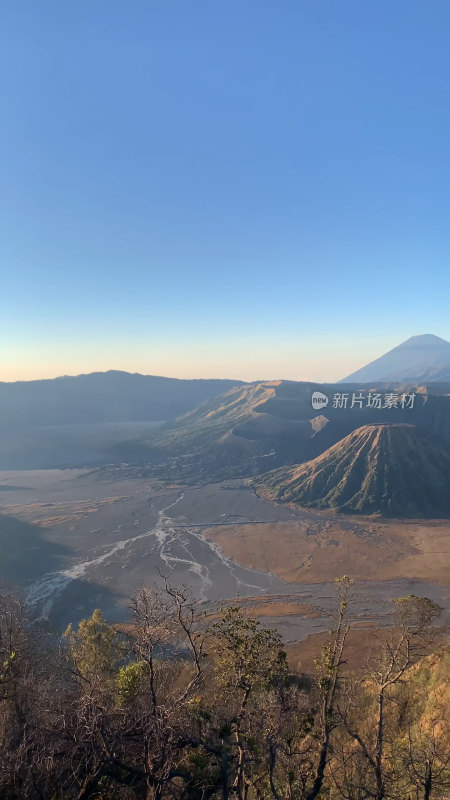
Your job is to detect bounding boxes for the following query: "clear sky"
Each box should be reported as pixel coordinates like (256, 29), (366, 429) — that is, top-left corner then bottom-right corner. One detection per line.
(1, 0), (450, 382)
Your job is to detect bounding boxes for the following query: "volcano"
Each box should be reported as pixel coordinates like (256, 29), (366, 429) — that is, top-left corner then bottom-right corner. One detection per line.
(255, 423), (450, 517)
(340, 334), (450, 383)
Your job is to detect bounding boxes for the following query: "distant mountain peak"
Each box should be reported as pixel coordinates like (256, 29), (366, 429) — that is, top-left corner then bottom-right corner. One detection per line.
(399, 333), (450, 347)
(340, 334), (450, 383)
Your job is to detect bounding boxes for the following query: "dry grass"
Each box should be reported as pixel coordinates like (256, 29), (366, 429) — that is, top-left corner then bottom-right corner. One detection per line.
(221, 595), (319, 619)
(204, 518), (450, 585)
(285, 627), (391, 673)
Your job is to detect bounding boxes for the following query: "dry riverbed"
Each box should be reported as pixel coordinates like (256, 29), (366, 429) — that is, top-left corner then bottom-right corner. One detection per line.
(1, 470), (449, 647)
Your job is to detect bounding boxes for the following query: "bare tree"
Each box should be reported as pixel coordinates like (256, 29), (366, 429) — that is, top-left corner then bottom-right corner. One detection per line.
(341, 595), (441, 800)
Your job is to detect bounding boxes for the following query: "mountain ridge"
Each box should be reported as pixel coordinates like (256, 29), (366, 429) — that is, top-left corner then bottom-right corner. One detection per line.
(0, 372), (245, 429)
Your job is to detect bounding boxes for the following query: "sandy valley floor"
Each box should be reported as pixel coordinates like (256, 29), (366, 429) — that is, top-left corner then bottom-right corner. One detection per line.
(1, 469), (449, 663)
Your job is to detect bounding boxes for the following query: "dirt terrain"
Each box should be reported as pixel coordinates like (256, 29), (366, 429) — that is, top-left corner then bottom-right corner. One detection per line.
(0, 470), (449, 647)
(204, 516), (450, 585)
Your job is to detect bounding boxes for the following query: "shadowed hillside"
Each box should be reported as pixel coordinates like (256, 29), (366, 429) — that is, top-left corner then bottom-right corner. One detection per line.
(0, 372), (244, 469)
(255, 423), (450, 517)
(0, 371), (244, 428)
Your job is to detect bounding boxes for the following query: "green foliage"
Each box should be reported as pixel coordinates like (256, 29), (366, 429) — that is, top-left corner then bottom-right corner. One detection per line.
(0, 651), (15, 680)
(117, 660), (150, 702)
(64, 608), (121, 680)
(394, 594), (441, 630)
(213, 606), (287, 692)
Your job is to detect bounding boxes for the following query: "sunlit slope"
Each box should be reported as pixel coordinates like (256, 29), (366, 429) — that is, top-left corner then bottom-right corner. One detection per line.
(118, 381), (337, 481)
(144, 382), (321, 480)
(154, 382), (280, 451)
(255, 423), (450, 517)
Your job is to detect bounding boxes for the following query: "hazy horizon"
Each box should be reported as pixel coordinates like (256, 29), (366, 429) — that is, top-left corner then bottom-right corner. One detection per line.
(4, 332), (449, 384)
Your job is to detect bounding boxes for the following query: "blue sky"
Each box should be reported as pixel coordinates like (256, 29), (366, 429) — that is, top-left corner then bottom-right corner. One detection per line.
(1, 0), (450, 381)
